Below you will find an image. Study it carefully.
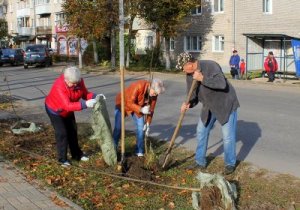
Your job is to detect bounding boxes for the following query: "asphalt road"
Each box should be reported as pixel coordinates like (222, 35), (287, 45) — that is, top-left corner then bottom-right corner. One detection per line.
(1, 65), (300, 178)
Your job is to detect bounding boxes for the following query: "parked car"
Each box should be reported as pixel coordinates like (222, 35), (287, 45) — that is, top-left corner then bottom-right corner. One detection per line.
(24, 44), (53, 69)
(0, 48), (24, 66)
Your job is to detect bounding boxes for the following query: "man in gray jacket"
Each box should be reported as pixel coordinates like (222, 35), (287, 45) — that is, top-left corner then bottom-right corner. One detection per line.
(181, 58), (240, 175)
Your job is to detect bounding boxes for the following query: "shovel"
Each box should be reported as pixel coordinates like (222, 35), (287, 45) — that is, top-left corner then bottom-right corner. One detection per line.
(159, 79), (198, 169)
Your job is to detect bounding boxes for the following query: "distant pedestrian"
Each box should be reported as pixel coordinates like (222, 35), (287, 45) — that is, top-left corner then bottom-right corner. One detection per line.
(264, 51), (278, 82)
(239, 58), (246, 80)
(45, 66), (105, 167)
(229, 50), (240, 79)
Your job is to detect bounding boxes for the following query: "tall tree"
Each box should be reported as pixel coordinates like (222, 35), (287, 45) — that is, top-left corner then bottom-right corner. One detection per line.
(62, 0), (117, 67)
(123, 0), (141, 68)
(0, 19), (8, 41)
(139, 0), (199, 70)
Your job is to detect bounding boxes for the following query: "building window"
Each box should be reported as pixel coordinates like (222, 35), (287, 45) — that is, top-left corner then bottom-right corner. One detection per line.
(170, 38), (175, 51)
(184, 36), (202, 52)
(263, 0), (272, 14)
(213, 0), (224, 13)
(146, 36), (153, 49)
(18, 0), (30, 9)
(55, 13), (66, 25)
(35, 0), (50, 5)
(212, 35), (224, 52)
(191, 5), (202, 15)
(38, 16), (51, 27)
(18, 17), (30, 27)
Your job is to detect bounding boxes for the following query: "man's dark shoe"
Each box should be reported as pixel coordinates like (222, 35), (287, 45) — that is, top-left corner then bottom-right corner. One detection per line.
(186, 162), (206, 170)
(224, 165), (235, 175)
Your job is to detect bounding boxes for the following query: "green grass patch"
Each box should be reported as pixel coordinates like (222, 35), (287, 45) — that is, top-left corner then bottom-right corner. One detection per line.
(0, 120), (299, 209)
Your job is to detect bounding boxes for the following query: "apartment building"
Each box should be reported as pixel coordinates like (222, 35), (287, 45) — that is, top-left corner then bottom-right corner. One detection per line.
(132, 0), (300, 72)
(1, 0), (81, 56)
(167, 0), (300, 72)
(235, 0), (300, 72)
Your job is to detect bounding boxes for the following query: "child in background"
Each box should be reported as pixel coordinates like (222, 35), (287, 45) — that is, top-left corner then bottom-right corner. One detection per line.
(240, 58), (246, 79)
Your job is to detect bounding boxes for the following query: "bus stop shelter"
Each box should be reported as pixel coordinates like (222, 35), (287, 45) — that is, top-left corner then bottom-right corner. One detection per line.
(243, 33), (300, 79)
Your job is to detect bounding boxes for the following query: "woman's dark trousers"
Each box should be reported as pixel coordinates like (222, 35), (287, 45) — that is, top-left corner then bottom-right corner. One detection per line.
(46, 110), (83, 163)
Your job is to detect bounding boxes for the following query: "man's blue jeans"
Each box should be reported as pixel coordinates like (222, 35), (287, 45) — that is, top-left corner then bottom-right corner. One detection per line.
(195, 110), (237, 167)
(113, 109), (145, 154)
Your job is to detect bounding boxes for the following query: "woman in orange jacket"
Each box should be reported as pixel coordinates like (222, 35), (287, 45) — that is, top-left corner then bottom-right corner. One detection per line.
(113, 79), (165, 156)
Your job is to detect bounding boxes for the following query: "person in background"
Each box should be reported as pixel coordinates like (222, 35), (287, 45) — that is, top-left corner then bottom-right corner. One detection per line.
(45, 66), (105, 167)
(229, 50), (240, 79)
(264, 51), (278, 82)
(239, 58), (246, 80)
(181, 57), (240, 175)
(113, 79), (165, 157)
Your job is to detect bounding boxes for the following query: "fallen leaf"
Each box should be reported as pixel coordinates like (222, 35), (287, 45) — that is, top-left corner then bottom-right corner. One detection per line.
(161, 192), (169, 201)
(114, 202), (124, 210)
(51, 194), (69, 207)
(111, 194), (118, 200)
(46, 177), (52, 185)
(178, 190), (188, 195)
(122, 183), (130, 189)
(168, 202), (175, 209)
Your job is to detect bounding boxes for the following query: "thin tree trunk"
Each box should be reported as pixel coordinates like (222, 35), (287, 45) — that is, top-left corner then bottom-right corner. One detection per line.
(126, 50), (130, 68)
(111, 29), (116, 70)
(78, 38), (83, 69)
(165, 37), (171, 70)
(92, 39), (99, 64)
(155, 29), (160, 48)
(125, 18), (134, 68)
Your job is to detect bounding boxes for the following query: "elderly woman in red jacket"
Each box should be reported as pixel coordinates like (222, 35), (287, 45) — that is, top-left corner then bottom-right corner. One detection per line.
(45, 66), (104, 167)
(264, 51), (278, 82)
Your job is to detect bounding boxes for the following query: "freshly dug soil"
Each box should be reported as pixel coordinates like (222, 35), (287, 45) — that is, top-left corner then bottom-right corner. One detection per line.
(124, 156), (156, 181)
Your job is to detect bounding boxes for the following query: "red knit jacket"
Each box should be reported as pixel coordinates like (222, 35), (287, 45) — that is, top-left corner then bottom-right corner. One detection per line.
(264, 57), (278, 72)
(45, 74), (94, 117)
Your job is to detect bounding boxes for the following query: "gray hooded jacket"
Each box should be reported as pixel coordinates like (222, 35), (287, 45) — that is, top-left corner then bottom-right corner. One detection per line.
(187, 60), (240, 125)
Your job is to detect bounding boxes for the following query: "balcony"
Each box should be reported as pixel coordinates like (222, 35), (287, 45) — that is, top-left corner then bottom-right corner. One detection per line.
(35, 4), (51, 15)
(18, 27), (35, 36)
(16, 8), (31, 18)
(36, 26), (52, 35)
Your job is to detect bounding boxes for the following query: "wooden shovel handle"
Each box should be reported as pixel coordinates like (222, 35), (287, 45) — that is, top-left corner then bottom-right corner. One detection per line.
(165, 79), (198, 154)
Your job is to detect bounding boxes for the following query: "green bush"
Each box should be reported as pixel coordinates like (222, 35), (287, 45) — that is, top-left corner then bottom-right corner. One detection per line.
(114, 34), (139, 65)
(82, 39), (111, 66)
(247, 70), (263, 79)
(135, 46), (162, 69)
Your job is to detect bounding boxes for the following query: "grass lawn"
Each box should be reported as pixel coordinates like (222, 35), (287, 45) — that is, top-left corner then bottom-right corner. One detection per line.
(0, 120), (299, 210)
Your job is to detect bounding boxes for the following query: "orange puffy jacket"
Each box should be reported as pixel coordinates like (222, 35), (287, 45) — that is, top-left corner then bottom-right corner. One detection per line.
(115, 80), (157, 123)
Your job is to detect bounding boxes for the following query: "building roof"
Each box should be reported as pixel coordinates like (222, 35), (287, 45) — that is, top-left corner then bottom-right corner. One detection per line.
(243, 33), (300, 40)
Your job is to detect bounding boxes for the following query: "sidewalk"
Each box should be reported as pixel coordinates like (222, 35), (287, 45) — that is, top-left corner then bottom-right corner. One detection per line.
(0, 157), (83, 210)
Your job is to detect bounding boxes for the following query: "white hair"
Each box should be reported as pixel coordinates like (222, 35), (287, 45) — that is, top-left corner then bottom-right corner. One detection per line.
(151, 78), (165, 94)
(64, 66), (81, 83)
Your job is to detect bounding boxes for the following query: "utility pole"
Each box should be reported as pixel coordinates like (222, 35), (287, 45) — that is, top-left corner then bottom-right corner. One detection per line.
(119, 0), (125, 163)
(33, 0), (37, 44)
